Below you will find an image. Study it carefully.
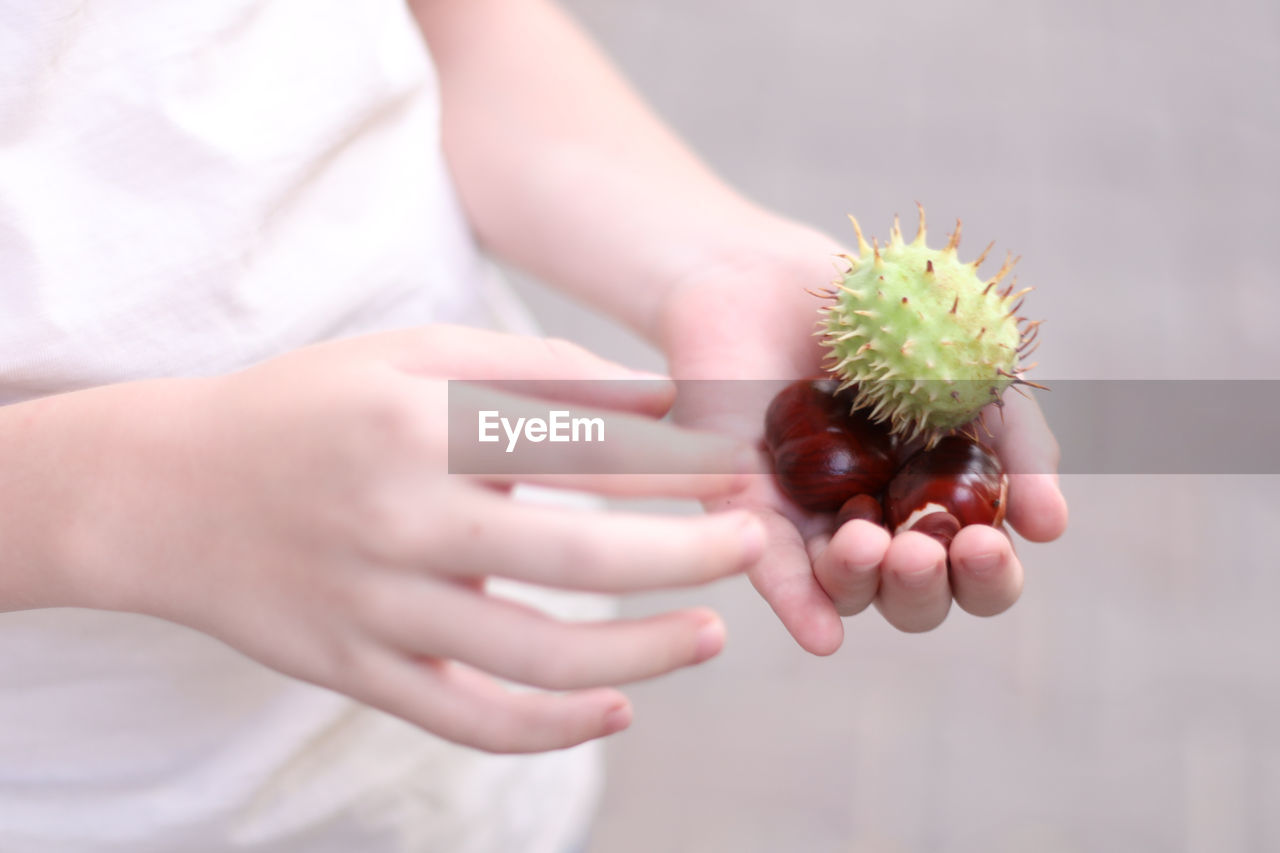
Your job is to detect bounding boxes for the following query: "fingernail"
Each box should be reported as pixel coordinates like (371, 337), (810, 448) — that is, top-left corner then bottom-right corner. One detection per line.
(898, 561), (942, 589)
(964, 551), (1002, 577)
(693, 618), (726, 663)
(843, 532), (885, 576)
(603, 703), (632, 735)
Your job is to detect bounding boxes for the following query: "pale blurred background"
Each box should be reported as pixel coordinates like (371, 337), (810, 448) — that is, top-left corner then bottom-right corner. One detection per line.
(508, 1), (1280, 850)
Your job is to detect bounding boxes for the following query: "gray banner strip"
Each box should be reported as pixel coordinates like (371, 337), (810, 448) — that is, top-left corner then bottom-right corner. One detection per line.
(448, 379), (1280, 475)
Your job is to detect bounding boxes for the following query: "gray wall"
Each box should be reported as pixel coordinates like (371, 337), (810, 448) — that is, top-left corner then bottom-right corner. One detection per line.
(511, 1), (1280, 850)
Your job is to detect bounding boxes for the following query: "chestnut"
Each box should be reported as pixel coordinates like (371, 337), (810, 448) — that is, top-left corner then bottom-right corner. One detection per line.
(908, 511), (962, 549)
(763, 378), (858, 450)
(834, 494), (884, 528)
(884, 436), (1008, 534)
(772, 434), (883, 513)
(765, 379), (899, 513)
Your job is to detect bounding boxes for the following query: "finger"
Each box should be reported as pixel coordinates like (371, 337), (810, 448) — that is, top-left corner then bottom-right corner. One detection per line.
(440, 490), (765, 592)
(812, 520), (891, 617)
(431, 327), (675, 416)
(356, 647), (633, 753)
(332, 325), (677, 416)
(948, 524), (1024, 617)
(669, 376), (791, 442)
(470, 377), (676, 421)
(985, 390), (1068, 542)
(742, 506), (844, 655)
(367, 579), (727, 690)
(449, 383), (757, 497)
(874, 531), (952, 632)
(985, 380), (1060, 473)
(1005, 473), (1069, 543)
(392, 325), (670, 382)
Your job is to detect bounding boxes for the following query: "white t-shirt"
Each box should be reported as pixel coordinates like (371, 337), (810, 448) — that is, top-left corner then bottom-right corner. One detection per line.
(0, 2), (604, 850)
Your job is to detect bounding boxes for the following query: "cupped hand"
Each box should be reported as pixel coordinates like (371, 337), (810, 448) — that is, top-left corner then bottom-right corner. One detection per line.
(657, 243), (1069, 654)
(58, 325), (764, 752)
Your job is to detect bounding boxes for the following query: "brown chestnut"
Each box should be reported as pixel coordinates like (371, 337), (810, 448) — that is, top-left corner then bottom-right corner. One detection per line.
(763, 378), (846, 450)
(765, 379), (899, 513)
(909, 511), (962, 549)
(834, 494), (884, 528)
(884, 435), (1008, 534)
(772, 434), (881, 513)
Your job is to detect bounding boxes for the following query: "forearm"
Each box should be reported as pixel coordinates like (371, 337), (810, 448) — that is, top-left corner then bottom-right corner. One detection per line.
(409, 0), (835, 341)
(0, 391), (111, 612)
(0, 380), (202, 615)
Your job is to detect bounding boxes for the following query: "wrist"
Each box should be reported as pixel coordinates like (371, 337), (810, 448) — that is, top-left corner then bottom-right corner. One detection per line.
(0, 391), (100, 611)
(0, 379), (210, 615)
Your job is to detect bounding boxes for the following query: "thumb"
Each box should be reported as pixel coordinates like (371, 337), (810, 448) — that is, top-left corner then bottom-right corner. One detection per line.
(986, 390), (1068, 542)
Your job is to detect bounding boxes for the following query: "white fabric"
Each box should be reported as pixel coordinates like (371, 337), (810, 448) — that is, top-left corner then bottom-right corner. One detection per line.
(0, 0), (486, 400)
(0, 2), (605, 850)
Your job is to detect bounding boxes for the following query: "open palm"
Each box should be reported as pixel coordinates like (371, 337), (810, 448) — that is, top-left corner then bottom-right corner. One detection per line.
(658, 249), (1069, 653)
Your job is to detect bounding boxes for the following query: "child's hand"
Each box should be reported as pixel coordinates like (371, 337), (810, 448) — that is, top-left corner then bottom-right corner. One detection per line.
(657, 243), (1069, 653)
(34, 326), (764, 752)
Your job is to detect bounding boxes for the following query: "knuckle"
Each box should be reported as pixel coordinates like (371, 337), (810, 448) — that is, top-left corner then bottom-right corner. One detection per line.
(321, 378), (442, 489)
(276, 599), (367, 689)
(357, 386), (434, 454)
(350, 490), (423, 562)
(347, 577), (402, 633)
(313, 631), (366, 688)
(350, 482), (454, 565)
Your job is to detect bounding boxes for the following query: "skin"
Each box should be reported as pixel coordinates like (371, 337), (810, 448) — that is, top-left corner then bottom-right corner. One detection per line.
(0, 328), (764, 754)
(0, 0), (1068, 754)
(661, 262), (1067, 648)
(412, 0), (1067, 651)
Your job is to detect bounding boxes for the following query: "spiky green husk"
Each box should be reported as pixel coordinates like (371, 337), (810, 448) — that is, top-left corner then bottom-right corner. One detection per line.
(817, 205), (1040, 444)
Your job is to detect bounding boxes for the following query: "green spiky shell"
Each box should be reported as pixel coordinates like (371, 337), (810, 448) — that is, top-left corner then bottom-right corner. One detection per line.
(818, 206), (1038, 444)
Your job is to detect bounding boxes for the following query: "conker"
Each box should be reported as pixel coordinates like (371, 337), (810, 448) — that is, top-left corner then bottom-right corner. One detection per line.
(765, 379), (898, 513)
(908, 511), (962, 549)
(884, 436), (1008, 534)
(834, 494), (884, 528)
(764, 378), (837, 450)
